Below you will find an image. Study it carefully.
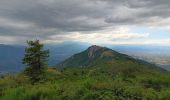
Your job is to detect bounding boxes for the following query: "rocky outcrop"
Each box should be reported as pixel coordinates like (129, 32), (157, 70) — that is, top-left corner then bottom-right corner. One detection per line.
(87, 45), (101, 59)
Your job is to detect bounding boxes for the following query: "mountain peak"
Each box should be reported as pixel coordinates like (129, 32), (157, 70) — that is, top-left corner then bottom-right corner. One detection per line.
(87, 45), (104, 51)
(87, 45), (104, 59)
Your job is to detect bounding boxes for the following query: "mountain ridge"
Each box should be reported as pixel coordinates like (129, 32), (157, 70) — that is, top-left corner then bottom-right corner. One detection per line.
(56, 45), (164, 71)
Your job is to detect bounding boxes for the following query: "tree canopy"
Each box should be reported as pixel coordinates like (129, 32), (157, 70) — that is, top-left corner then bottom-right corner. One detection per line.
(23, 40), (49, 83)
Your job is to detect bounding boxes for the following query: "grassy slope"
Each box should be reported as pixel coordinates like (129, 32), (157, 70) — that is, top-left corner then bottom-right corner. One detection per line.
(0, 65), (170, 100)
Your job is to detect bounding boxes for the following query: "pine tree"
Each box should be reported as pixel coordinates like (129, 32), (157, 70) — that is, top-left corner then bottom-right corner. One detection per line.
(23, 40), (49, 84)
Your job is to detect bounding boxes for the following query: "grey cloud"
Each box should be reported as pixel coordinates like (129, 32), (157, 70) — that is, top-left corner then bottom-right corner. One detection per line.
(1, 0), (108, 31)
(103, 0), (170, 25)
(0, 0), (170, 43)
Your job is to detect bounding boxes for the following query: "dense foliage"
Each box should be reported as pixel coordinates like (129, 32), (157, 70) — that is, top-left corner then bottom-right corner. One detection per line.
(1, 64), (170, 100)
(23, 40), (49, 84)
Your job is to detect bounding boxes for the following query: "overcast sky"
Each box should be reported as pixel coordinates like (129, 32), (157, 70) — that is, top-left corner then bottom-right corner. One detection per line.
(0, 0), (170, 45)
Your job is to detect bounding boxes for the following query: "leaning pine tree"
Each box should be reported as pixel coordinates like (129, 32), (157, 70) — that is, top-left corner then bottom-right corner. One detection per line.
(23, 40), (49, 84)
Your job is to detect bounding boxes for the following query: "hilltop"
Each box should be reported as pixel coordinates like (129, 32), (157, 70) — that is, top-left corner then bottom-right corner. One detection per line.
(57, 45), (163, 72)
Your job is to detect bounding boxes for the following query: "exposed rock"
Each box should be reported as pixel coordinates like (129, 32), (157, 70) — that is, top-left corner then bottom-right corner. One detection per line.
(87, 45), (101, 59)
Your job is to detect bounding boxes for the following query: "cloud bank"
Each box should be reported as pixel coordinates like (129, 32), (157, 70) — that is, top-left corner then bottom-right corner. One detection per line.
(0, 0), (170, 44)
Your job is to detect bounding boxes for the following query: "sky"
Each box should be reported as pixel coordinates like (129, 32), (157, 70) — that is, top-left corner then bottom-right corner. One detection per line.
(0, 0), (170, 45)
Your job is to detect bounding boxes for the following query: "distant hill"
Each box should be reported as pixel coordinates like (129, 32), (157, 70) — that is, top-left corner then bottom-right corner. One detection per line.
(0, 42), (89, 73)
(57, 45), (164, 72)
(45, 42), (89, 66)
(0, 44), (25, 73)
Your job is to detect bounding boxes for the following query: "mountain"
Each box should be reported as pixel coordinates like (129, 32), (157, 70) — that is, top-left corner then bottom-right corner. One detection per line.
(57, 45), (163, 72)
(0, 44), (25, 73)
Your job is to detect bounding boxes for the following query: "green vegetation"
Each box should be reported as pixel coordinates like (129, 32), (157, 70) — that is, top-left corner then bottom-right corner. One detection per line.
(0, 45), (170, 100)
(23, 40), (49, 84)
(1, 67), (170, 100)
